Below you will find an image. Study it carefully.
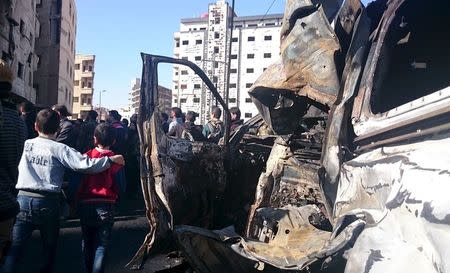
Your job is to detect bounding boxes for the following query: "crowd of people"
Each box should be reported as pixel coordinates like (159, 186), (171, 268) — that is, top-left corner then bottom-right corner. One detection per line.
(0, 60), (140, 273)
(0, 59), (244, 273)
(164, 105), (244, 142)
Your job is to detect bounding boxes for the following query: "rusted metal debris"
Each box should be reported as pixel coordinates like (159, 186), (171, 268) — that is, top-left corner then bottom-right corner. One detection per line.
(132, 0), (450, 272)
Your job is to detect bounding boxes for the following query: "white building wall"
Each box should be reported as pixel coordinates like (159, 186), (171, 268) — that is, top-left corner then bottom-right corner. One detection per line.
(173, 0), (282, 123)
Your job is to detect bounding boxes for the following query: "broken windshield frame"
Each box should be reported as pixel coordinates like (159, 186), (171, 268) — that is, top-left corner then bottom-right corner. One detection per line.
(140, 53), (231, 147)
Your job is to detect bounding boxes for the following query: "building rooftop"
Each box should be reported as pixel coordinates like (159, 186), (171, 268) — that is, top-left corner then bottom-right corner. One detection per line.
(181, 13), (283, 24)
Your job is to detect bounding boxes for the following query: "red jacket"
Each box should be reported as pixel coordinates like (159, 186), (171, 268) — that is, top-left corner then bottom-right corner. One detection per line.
(77, 148), (125, 203)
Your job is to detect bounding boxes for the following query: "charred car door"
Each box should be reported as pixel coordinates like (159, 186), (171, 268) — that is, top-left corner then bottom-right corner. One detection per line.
(127, 54), (231, 269)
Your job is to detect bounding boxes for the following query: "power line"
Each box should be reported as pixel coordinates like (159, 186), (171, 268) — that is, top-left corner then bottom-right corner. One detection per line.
(252, 0), (279, 33)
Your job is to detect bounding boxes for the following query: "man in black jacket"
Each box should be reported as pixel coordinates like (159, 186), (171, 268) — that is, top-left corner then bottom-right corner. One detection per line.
(52, 105), (78, 149)
(0, 60), (26, 261)
(18, 102), (37, 139)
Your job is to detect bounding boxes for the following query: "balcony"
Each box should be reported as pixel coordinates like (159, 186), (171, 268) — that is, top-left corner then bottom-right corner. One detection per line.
(81, 70), (94, 78)
(79, 88), (93, 95)
(80, 104), (93, 111)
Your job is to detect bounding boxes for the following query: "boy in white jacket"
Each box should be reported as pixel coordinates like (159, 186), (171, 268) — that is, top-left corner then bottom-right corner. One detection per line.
(1, 109), (124, 273)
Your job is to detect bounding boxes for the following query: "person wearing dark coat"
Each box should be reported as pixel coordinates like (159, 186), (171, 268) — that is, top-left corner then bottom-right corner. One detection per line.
(0, 60), (26, 260)
(182, 111), (205, 141)
(230, 106), (244, 132)
(107, 110), (128, 156)
(18, 102), (37, 139)
(52, 105), (78, 149)
(77, 110), (98, 153)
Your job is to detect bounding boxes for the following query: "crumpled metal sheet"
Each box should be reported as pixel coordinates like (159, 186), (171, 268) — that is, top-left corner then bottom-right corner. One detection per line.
(174, 205), (366, 272)
(248, 0), (364, 134)
(333, 135), (450, 273)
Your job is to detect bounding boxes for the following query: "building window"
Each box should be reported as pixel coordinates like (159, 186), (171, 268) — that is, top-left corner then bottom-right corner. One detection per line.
(245, 98), (252, 103)
(230, 68), (237, 73)
(193, 98), (200, 103)
(200, 27), (206, 30)
(180, 98), (187, 103)
(181, 56), (188, 60)
(182, 40), (189, 45)
(214, 32), (220, 39)
(75, 64), (80, 70)
(20, 20), (25, 35)
(215, 17), (220, 24)
(87, 82), (92, 88)
(247, 54), (254, 59)
(176, 41), (180, 47)
(229, 98), (236, 103)
(247, 36), (255, 42)
(265, 23), (276, 26)
(246, 68), (254, 73)
(195, 56), (201, 61)
(246, 83), (252, 88)
(196, 39), (202, 45)
(264, 53), (272, 58)
(213, 76), (218, 83)
(17, 62), (24, 79)
(229, 83), (237, 88)
(264, 35), (272, 41)
(66, 59), (69, 74)
(194, 84), (201, 89)
(248, 24), (257, 27)
(180, 84), (187, 89)
(88, 65), (93, 72)
(230, 54), (237, 59)
(245, 113), (253, 118)
(74, 80), (79, 86)
(74, 97), (79, 103)
(231, 37), (238, 42)
(214, 62), (219, 68)
(175, 72), (179, 75)
(235, 25), (242, 28)
(181, 70), (188, 75)
(174, 99), (178, 103)
(214, 47), (219, 54)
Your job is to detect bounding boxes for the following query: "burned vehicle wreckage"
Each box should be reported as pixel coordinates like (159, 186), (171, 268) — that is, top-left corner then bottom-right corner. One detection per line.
(129, 0), (450, 272)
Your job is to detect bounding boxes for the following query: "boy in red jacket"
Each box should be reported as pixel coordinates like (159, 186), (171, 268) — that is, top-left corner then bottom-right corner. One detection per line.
(77, 123), (125, 273)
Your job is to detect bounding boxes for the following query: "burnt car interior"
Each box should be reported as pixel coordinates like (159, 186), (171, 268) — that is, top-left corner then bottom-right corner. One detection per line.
(370, 0), (450, 114)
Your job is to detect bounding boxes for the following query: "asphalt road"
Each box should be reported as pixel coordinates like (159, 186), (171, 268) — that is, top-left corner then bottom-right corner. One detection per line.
(14, 198), (164, 273)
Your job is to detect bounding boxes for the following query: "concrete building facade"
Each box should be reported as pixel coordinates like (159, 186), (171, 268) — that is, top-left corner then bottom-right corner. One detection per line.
(173, 0), (282, 123)
(72, 54), (94, 119)
(129, 78), (172, 115)
(34, 0), (76, 111)
(0, 0), (40, 102)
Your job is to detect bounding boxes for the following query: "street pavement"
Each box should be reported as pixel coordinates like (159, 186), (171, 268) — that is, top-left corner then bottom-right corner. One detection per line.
(15, 198), (155, 273)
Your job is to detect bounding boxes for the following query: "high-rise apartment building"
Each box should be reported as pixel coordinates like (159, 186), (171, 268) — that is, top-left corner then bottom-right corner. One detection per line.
(129, 78), (172, 115)
(72, 54), (94, 119)
(0, 0), (40, 102)
(173, 0), (282, 123)
(34, 0), (77, 112)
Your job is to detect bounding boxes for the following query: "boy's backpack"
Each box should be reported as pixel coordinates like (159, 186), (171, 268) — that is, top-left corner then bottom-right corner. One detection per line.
(206, 121), (223, 143)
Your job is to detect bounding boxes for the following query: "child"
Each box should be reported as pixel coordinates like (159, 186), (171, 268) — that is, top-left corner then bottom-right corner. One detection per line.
(76, 123), (126, 273)
(2, 109), (124, 273)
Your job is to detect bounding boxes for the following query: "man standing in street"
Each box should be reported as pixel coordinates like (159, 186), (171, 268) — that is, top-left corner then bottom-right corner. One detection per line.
(19, 101), (38, 139)
(107, 110), (128, 156)
(0, 60), (26, 262)
(53, 105), (78, 149)
(77, 110), (98, 153)
(167, 107), (183, 138)
(202, 106), (224, 143)
(230, 107), (244, 132)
